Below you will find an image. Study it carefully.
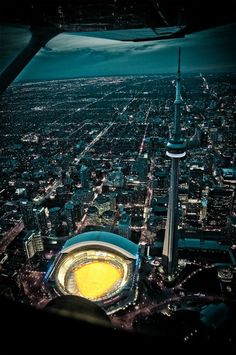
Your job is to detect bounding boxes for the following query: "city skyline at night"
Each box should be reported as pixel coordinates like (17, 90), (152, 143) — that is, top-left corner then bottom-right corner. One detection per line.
(0, 1), (236, 345)
(1, 67), (236, 344)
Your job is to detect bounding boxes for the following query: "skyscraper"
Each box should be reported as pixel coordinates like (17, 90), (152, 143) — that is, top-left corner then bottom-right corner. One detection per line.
(34, 207), (48, 235)
(23, 231), (44, 260)
(64, 201), (75, 235)
(49, 207), (61, 235)
(80, 165), (90, 188)
(132, 155), (148, 181)
(20, 200), (36, 230)
(118, 208), (131, 239)
(188, 164), (204, 199)
(206, 187), (233, 230)
(162, 48), (186, 275)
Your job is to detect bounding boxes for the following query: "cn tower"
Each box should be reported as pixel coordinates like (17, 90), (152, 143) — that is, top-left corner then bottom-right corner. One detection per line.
(162, 48), (186, 275)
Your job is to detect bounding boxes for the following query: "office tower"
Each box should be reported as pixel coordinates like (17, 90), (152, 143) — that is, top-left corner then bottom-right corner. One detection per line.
(118, 208), (131, 239)
(34, 207), (48, 235)
(109, 192), (117, 211)
(23, 232), (44, 260)
(162, 48), (186, 275)
(185, 199), (201, 228)
(80, 165), (90, 188)
(105, 168), (125, 188)
(64, 201), (75, 235)
(222, 127), (236, 149)
(206, 187), (233, 230)
(49, 207), (61, 235)
(15, 188), (27, 198)
(102, 210), (115, 226)
(86, 206), (99, 225)
(94, 195), (111, 215)
(188, 127), (201, 148)
(56, 185), (69, 204)
(132, 155), (148, 181)
(200, 130), (209, 148)
(20, 200), (36, 230)
(209, 127), (219, 147)
(72, 188), (94, 220)
(188, 164), (204, 199)
(154, 170), (169, 196)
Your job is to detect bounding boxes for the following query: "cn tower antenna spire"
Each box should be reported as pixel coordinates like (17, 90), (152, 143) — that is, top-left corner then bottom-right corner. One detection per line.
(162, 47), (186, 276)
(173, 47), (182, 141)
(178, 47), (181, 74)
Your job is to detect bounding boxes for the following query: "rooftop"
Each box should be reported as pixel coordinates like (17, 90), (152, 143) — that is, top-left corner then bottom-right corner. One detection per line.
(62, 231), (139, 259)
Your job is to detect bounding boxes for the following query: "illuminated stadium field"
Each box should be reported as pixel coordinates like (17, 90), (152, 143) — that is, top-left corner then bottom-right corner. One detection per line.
(74, 261), (123, 300)
(57, 250), (129, 301)
(46, 231), (139, 311)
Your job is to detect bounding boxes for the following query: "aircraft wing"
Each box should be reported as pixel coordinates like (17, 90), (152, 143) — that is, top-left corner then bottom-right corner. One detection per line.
(0, 0), (235, 93)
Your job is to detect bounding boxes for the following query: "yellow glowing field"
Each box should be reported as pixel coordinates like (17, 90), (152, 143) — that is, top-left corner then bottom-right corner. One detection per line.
(74, 261), (122, 300)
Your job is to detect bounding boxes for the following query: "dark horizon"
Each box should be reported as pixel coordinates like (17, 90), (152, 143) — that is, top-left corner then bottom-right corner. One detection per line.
(7, 22), (234, 82)
(5, 71), (234, 86)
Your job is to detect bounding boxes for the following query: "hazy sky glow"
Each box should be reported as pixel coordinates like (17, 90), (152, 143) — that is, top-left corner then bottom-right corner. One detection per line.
(0, 25), (31, 74)
(14, 22), (236, 81)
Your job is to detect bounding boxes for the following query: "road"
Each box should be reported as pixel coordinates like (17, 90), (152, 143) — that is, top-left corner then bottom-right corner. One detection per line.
(74, 121), (114, 165)
(138, 103), (152, 156)
(0, 221), (24, 253)
(111, 292), (236, 330)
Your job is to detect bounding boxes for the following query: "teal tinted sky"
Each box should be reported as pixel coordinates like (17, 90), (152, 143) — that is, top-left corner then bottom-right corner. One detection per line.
(0, 25), (31, 74)
(14, 22), (236, 81)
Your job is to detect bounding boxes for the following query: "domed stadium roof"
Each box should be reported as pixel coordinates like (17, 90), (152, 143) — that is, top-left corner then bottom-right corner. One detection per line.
(62, 231), (138, 259)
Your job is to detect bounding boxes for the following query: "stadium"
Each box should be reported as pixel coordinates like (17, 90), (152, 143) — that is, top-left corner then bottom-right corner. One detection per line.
(45, 231), (140, 313)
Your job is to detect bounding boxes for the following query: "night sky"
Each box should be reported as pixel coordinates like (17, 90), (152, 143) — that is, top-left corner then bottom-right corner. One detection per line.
(1, 22), (236, 81)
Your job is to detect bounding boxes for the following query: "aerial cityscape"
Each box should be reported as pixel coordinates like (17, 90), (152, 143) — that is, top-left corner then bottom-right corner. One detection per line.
(1, 52), (236, 342)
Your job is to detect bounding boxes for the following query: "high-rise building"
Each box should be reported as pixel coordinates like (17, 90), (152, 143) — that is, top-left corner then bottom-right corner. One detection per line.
(118, 208), (131, 239)
(102, 210), (115, 226)
(33, 207), (48, 235)
(185, 199), (201, 228)
(49, 207), (61, 235)
(64, 201), (75, 235)
(109, 192), (117, 211)
(153, 170), (169, 196)
(80, 165), (90, 188)
(223, 127), (236, 149)
(209, 127), (219, 147)
(187, 127), (201, 148)
(200, 130), (209, 148)
(20, 200), (36, 230)
(206, 187), (233, 230)
(23, 231), (44, 260)
(188, 164), (204, 199)
(72, 188), (94, 220)
(86, 206), (99, 225)
(132, 155), (148, 181)
(105, 169), (125, 188)
(94, 195), (111, 215)
(56, 185), (69, 204)
(162, 48), (186, 275)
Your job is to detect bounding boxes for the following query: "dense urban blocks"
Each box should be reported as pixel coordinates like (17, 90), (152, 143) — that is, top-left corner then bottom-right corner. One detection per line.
(1, 72), (236, 342)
